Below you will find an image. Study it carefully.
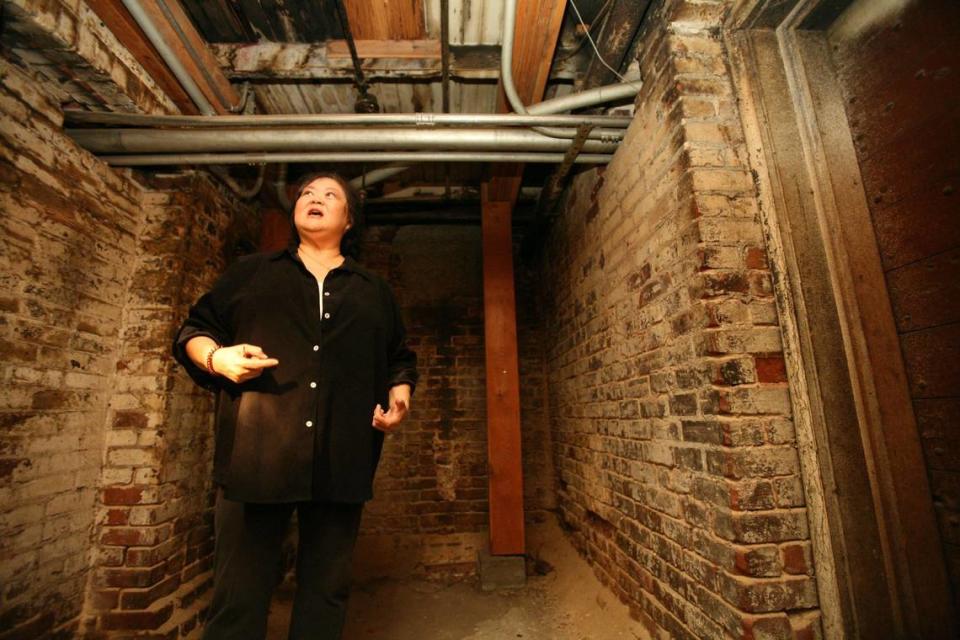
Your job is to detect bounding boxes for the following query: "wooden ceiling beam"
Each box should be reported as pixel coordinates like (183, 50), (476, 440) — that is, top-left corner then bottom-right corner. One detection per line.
(86, 0), (198, 114)
(326, 39), (440, 60)
(485, 0), (568, 203)
(89, 0), (239, 114)
(343, 0), (425, 39)
(210, 42), (581, 82)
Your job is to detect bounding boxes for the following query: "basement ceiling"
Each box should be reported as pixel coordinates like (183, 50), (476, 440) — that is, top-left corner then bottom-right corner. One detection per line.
(171, 0), (622, 193)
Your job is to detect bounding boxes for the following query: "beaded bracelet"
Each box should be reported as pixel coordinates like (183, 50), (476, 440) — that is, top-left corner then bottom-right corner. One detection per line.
(204, 344), (221, 375)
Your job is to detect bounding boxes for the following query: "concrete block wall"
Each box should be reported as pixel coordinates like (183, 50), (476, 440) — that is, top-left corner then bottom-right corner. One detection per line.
(0, 53), (258, 638)
(533, 1), (822, 638)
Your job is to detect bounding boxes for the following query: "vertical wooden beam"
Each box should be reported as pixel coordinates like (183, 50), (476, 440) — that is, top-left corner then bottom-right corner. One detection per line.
(479, 0), (566, 556)
(477, 0), (567, 556)
(481, 189), (525, 555)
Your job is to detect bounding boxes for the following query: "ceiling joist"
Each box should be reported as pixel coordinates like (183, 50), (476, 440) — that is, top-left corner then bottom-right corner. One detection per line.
(208, 42), (580, 82)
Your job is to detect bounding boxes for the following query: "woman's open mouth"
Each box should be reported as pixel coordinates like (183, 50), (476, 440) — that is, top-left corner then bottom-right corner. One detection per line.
(307, 207), (324, 217)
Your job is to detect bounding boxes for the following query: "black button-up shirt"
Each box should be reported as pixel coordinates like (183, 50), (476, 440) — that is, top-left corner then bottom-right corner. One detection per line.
(171, 246), (418, 504)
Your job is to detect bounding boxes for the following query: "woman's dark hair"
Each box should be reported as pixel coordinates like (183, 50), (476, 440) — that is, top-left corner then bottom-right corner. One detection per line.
(287, 170), (365, 258)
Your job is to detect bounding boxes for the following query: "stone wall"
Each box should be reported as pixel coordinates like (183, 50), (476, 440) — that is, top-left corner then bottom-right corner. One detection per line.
(533, 1), (821, 637)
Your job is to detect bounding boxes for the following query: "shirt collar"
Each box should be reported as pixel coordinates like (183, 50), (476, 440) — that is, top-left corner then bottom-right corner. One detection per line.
(270, 245), (373, 281)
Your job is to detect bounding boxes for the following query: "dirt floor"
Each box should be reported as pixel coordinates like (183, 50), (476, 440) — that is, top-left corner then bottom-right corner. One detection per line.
(266, 514), (649, 639)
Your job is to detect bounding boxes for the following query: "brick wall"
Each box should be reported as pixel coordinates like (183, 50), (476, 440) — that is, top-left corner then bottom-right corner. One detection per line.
(0, 56), (145, 638)
(0, 54), (258, 637)
(532, 1), (821, 638)
(84, 173), (259, 636)
(353, 225), (555, 578)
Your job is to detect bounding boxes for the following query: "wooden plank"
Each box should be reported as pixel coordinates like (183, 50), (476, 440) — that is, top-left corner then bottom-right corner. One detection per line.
(485, 0), (567, 203)
(344, 0), (425, 39)
(326, 39), (441, 59)
(130, 0), (240, 114)
(86, 0), (199, 114)
(478, 0), (566, 558)
(797, 30), (955, 639)
(211, 43), (579, 81)
(480, 193), (525, 555)
(886, 248), (960, 333)
(161, 0), (240, 108)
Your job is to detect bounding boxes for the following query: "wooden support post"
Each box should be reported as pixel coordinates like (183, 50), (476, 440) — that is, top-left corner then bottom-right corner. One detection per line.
(479, 0), (566, 556)
(481, 190), (525, 555)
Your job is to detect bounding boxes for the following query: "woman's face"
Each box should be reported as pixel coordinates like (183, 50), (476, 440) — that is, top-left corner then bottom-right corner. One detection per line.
(293, 177), (352, 242)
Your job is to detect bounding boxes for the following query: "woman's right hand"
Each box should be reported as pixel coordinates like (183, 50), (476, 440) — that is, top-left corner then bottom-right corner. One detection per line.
(210, 344), (279, 383)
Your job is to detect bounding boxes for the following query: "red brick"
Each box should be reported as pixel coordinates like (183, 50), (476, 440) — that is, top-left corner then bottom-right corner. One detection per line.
(755, 356), (788, 383)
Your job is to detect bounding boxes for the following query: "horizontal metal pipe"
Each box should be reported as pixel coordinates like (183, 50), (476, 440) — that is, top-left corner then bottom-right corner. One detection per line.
(97, 152), (615, 166)
(525, 82), (640, 115)
(63, 111), (633, 129)
(349, 164), (409, 190)
(66, 127), (618, 154)
(500, 0), (639, 143)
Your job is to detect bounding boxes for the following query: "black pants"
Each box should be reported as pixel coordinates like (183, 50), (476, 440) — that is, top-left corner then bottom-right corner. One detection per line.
(202, 487), (365, 640)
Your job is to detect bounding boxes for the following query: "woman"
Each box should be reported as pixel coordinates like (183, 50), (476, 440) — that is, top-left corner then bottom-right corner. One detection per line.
(171, 171), (418, 639)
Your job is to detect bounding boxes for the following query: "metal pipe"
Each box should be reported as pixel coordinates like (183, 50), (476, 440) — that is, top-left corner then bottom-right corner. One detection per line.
(525, 83), (640, 115)
(66, 127), (619, 154)
(96, 152), (615, 166)
(349, 165), (410, 190)
(440, 0), (451, 114)
(63, 111), (633, 129)
(209, 164), (266, 200)
(154, 0), (236, 110)
(500, 0), (639, 140)
(119, 0), (216, 115)
(273, 162), (292, 211)
(333, 0), (378, 112)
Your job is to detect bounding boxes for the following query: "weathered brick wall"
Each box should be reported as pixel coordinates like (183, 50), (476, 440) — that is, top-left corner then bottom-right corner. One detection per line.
(0, 54), (258, 638)
(84, 173), (259, 636)
(533, 1), (821, 638)
(0, 56), (146, 638)
(2, 0), (177, 114)
(354, 225), (555, 577)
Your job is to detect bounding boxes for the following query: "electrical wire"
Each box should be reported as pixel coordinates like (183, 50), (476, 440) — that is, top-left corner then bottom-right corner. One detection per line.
(556, 0), (614, 62)
(567, 0), (641, 89)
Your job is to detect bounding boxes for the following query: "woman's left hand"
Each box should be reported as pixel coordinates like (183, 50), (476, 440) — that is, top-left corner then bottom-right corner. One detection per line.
(372, 384), (411, 433)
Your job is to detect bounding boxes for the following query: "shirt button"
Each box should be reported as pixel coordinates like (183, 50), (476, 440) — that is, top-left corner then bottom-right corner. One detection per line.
(313, 345), (319, 351)
(305, 420), (313, 428)
(324, 291), (330, 296)
(310, 381), (317, 388)
(324, 312), (330, 319)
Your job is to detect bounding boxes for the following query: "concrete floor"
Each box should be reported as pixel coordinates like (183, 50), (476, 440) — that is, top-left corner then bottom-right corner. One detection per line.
(266, 515), (648, 640)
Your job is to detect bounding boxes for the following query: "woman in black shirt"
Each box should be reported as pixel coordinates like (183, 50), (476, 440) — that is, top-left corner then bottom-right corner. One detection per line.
(172, 171), (418, 639)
